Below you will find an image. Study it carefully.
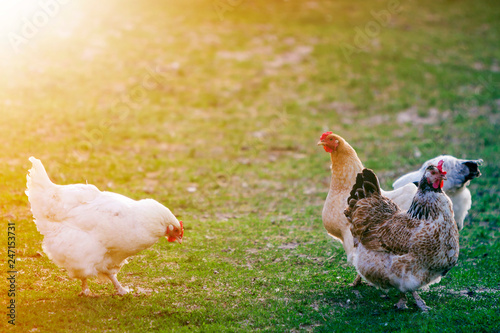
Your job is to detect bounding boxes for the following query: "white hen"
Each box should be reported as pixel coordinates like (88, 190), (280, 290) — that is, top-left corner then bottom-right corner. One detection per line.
(26, 157), (184, 296)
(393, 155), (482, 230)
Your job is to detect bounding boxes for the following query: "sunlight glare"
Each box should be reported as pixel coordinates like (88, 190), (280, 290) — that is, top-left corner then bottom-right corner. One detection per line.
(0, 1), (42, 33)
(0, 0), (78, 55)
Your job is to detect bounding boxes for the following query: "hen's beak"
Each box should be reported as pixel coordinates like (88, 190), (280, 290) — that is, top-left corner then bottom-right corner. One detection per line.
(176, 236), (183, 244)
(317, 140), (325, 146)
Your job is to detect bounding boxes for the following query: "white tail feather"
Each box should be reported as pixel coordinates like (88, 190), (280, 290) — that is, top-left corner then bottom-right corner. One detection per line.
(26, 157), (58, 225)
(26, 156), (54, 194)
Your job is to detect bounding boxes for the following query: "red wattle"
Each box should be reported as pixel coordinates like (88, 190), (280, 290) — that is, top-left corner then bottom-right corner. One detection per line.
(324, 146), (333, 153)
(432, 180), (440, 189)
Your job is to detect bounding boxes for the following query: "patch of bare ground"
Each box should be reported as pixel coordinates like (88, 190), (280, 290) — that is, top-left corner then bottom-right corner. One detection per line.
(467, 101), (500, 124)
(397, 107), (451, 125)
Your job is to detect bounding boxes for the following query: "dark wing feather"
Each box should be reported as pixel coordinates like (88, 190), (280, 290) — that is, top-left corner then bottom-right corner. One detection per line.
(362, 169), (381, 195)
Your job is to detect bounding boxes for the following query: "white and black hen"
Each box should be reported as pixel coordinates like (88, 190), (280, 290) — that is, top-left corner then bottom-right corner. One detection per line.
(393, 155), (482, 230)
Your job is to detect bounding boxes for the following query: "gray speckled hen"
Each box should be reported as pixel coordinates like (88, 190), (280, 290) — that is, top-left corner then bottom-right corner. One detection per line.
(393, 155), (482, 230)
(344, 162), (459, 311)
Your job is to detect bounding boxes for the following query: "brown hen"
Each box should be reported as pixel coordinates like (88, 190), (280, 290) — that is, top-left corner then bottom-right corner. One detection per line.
(317, 132), (417, 285)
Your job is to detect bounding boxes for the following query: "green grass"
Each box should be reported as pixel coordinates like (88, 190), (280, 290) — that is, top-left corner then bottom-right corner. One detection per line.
(1, 0), (499, 331)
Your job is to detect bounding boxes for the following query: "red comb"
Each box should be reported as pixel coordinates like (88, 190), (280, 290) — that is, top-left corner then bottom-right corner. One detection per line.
(437, 160), (447, 175)
(320, 131), (333, 141)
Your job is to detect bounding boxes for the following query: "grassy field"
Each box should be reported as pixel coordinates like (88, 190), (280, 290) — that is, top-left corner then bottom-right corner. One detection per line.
(1, 0), (499, 331)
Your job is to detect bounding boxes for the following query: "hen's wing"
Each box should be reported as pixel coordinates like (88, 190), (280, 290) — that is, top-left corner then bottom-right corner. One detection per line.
(346, 169), (421, 255)
(351, 196), (422, 254)
(371, 213), (422, 255)
(62, 192), (161, 253)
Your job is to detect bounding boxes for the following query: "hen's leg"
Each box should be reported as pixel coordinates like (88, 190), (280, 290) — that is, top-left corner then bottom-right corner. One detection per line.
(412, 291), (431, 311)
(106, 273), (129, 295)
(78, 278), (91, 296)
(350, 274), (363, 287)
(395, 293), (408, 310)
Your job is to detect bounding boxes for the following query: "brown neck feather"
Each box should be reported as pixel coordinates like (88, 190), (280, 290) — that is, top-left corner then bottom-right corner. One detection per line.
(329, 141), (364, 191)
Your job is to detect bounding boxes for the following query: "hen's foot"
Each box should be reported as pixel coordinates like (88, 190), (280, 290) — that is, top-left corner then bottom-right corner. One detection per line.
(349, 275), (363, 287)
(78, 289), (91, 296)
(115, 286), (130, 296)
(107, 273), (130, 295)
(395, 293), (408, 310)
(78, 279), (92, 296)
(412, 291), (431, 312)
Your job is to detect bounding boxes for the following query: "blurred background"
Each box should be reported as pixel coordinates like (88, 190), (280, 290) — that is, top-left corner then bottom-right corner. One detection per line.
(1, 0), (498, 218)
(0, 0), (499, 330)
